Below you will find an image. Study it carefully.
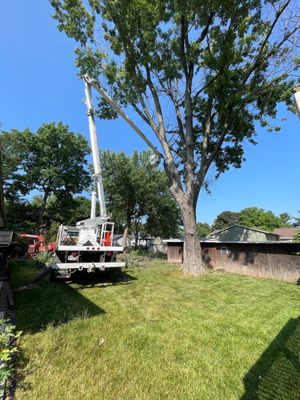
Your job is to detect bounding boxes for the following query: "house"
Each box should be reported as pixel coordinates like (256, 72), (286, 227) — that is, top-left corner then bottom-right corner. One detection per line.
(112, 234), (131, 248)
(113, 233), (155, 248)
(273, 227), (300, 242)
(207, 224), (279, 242)
(128, 233), (154, 248)
(148, 237), (167, 254)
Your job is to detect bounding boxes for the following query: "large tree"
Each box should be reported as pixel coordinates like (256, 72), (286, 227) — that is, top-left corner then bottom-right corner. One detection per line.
(196, 222), (211, 237)
(0, 129), (27, 201)
(101, 150), (180, 241)
(278, 212), (294, 227)
(239, 207), (282, 231)
(30, 194), (92, 227)
(51, 0), (299, 273)
(1, 122), (91, 230)
(212, 211), (242, 231)
(291, 211), (300, 227)
(212, 207), (283, 232)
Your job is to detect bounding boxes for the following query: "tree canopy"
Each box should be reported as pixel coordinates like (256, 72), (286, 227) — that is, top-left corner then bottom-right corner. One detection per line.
(212, 211), (241, 231)
(51, 0), (299, 273)
(212, 207), (283, 232)
(239, 207), (282, 231)
(196, 222), (211, 237)
(1, 127), (180, 240)
(0, 122), (91, 230)
(278, 212), (294, 227)
(101, 150), (180, 240)
(293, 211), (300, 227)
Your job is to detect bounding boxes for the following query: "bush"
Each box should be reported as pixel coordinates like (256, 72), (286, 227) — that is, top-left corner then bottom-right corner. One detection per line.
(33, 252), (54, 266)
(293, 232), (300, 243)
(0, 320), (22, 381)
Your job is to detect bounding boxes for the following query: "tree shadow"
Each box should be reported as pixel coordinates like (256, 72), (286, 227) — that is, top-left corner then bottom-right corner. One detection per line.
(10, 268), (138, 397)
(202, 248), (214, 269)
(13, 282), (105, 334)
(68, 269), (137, 289)
(241, 317), (300, 399)
(10, 348), (31, 397)
(13, 269), (137, 334)
(227, 247), (256, 265)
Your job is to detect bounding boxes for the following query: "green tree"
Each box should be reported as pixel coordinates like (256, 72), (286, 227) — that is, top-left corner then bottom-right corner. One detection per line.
(0, 129), (27, 201)
(101, 150), (180, 241)
(52, 0), (299, 273)
(30, 194), (92, 228)
(279, 212), (293, 227)
(239, 207), (282, 231)
(5, 199), (36, 231)
(43, 196), (92, 242)
(144, 192), (180, 239)
(63, 196), (92, 225)
(1, 123), (91, 230)
(212, 211), (241, 231)
(293, 211), (300, 227)
(293, 231), (300, 242)
(196, 222), (211, 237)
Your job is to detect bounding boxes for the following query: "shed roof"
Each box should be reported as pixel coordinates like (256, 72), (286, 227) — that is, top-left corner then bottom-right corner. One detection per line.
(163, 238), (300, 246)
(162, 238), (184, 243)
(273, 227), (300, 239)
(208, 224), (279, 238)
(0, 230), (14, 247)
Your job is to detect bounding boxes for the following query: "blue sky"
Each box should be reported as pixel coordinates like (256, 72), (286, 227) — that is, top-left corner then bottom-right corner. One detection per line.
(1, 1), (299, 225)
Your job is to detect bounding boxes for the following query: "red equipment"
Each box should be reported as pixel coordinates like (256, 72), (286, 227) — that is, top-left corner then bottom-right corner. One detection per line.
(101, 231), (112, 247)
(18, 233), (56, 259)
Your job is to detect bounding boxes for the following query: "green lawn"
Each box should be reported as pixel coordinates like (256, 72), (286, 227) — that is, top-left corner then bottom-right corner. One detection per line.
(10, 260), (300, 400)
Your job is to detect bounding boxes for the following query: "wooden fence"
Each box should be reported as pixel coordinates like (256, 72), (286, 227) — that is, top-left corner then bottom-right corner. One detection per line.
(165, 240), (300, 283)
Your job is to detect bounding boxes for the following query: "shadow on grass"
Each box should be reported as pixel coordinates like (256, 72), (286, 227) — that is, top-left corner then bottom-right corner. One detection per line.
(241, 317), (300, 399)
(14, 282), (105, 334)
(13, 268), (137, 334)
(10, 268), (138, 397)
(69, 269), (137, 289)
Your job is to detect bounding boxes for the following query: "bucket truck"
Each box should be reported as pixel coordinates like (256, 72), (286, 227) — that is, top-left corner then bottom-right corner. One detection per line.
(50, 77), (125, 279)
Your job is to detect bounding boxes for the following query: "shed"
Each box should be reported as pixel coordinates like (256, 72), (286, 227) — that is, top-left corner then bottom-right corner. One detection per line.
(208, 225), (279, 242)
(201, 240), (300, 282)
(162, 239), (183, 264)
(163, 239), (300, 282)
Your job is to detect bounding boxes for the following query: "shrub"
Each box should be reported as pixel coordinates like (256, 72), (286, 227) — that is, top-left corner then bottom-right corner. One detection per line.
(33, 251), (54, 266)
(0, 320), (22, 381)
(293, 232), (300, 243)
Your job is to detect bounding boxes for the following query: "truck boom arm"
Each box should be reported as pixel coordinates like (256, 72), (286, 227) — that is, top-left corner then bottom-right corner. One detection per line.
(83, 78), (107, 218)
(83, 74), (163, 162)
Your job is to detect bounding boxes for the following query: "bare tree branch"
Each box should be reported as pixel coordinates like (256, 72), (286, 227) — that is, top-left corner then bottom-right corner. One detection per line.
(194, 12), (216, 46)
(200, 98), (213, 171)
(155, 74), (186, 144)
(144, 65), (184, 194)
(242, 0), (292, 85)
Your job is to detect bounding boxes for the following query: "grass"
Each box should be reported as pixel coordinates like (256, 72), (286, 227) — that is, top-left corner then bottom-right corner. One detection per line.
(10, 259), (300, 400)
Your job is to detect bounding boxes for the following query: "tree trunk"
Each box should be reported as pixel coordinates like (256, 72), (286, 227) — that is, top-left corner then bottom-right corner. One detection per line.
(35, 190), (49, 232)
(180, 202), (206, 275)
(122, 227), (129, 250)
(134, 228), (139, 250)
